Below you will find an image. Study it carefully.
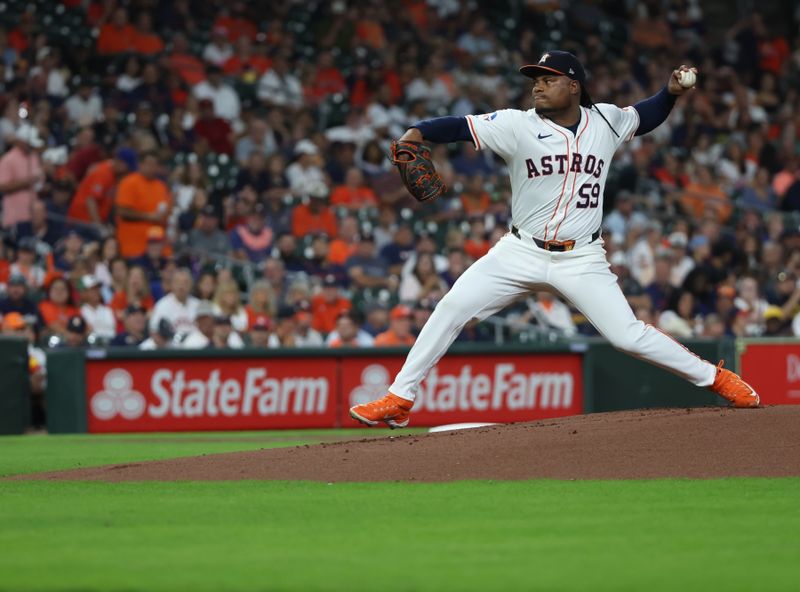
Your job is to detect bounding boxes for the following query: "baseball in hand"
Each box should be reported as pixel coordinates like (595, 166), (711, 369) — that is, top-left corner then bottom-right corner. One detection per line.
(678, 69), (697, 89)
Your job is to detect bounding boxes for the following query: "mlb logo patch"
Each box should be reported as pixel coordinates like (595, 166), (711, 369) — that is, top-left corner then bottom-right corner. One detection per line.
(481, 112), (498, 121)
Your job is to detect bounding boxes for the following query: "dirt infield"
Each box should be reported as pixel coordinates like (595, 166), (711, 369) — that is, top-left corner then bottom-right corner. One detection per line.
(16, 406), (800, 482)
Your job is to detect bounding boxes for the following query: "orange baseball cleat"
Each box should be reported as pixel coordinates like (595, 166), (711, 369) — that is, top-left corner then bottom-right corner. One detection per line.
(350, 393), (414, 429)
(709, 360), (760, 408)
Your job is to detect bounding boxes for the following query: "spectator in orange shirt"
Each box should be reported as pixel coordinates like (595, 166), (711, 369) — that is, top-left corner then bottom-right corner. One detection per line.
(311, 274), (351, 334)
(291, 188), (338, 238)
(97, 7), (136, 54)
(39, 276), (80, 336)
(328, 215), (359, 266)
(223, 37), (271, 81)
(110, 265), (154, 324)
(464, 217), (490, 260)
(168, 33), (206, 86)
(68, 148), (138, 229)
(213, 4), (258, 43)
(115, 151), (172, 258)
(131, 12), (164, 56)
(681, 165), (732, 223)
(460, 175), (491, 215)
(330, 167), (379, 210)
(374, 305), (416, 346)
(304, 50), (346, 104)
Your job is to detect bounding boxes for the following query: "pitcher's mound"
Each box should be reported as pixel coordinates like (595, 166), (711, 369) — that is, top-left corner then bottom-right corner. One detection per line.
(18, 406), (800, 482)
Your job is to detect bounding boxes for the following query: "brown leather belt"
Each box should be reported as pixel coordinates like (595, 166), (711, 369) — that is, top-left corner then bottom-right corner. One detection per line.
(511, 226), (601, 252)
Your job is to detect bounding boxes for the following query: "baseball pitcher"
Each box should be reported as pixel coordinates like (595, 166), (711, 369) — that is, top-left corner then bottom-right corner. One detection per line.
(351, 51), (759, 428)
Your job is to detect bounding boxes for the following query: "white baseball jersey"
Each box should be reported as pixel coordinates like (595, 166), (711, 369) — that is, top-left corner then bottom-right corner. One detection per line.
(466, 105), (640, 241)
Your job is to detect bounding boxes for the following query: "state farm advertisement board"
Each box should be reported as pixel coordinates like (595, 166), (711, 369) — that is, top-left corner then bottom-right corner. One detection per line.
(341, 354), (583, 426)
(740, 343), (800, 405)
(86, 358), (338, 432)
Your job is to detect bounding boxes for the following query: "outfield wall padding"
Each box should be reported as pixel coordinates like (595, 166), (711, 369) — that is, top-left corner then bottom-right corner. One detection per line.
(0, 337), (30, 435)
(42, 339), (738, 433)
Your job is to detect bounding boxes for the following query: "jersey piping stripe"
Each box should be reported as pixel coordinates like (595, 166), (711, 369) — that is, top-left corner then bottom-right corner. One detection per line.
(552, 109), (591, 240)
(651, 324), (711, 368)
(541, 115), (572, 241)
(465, 115), (481, 150)
(622, 106), (640, 142)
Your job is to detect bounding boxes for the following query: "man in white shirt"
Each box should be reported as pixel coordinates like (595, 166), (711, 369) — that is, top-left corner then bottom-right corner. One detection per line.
(150, 268), (198, 337)
(286, 140), (326, 195)
(257, 55), (303, 109)
(181, 300), (216, 349)
(202, 26), (233, 67)
(193, 65), (241, 124)
(64, 79), (103, 126)
(78, 275), (117, 340)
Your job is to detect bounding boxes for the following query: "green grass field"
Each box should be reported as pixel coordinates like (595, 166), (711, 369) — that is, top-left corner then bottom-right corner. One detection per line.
(1, 432), (798, 592)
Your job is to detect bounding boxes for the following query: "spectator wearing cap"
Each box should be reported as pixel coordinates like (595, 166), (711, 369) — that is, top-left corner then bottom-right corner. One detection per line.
(115, 151), (172, 259)
(78, 275), (116, 340)
(311, 274), (352, 334)
(0, 123), (44, 229)
(327, 310), (375, 347)
(67, 148), (138, 229)
(39, 276), (80, 337)
(2, 311), (46, 426)
(764, 306), (790, 337)
(64, 78), (103, 126)
(257, 54), (303, 110)
(203, 26), (234, 67)
(329, 167), (378, 210)
(109, 305), (148, 347)
(183, 203), (230, 260)
(97, 6), (136, 54)
(374, 305), (416, 346)
(194, 98), (234, 155)
(291, 184), (338, 239)
(293, 306), (324, 347)
(286, 140), (326, 196)
(9, 236), (45, 290)
(274, 233), (307, 274)
(229, 202), (273, 263)
(211, 314), (245, 349)
(628, 221), (663, 288)
(213, 278), (249, 333)
(346, 231), (395, 292)
(150, 268), (199, 337)
(666, 231), (694, 288)
(193, 65), (241, 125)
(303, 233), (347, 282)
(181, 300), (217, 349)
(139, 318), (175, 350)
(15, 198), (63, 248)
(247, 315), (272, 348)
(380, 224), (416, 276)
(128, 226), (170, 295)
(0, 273), (40, 320)
(60, 314), (88, 348)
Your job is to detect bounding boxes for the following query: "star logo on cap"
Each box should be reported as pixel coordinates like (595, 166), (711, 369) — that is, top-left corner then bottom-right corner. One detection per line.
(569, 68), (575, 74)
(539, 53), (550, 63)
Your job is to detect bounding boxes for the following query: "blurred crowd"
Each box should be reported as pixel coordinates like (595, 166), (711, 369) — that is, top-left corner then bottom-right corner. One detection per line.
(1, 0), (800, 394)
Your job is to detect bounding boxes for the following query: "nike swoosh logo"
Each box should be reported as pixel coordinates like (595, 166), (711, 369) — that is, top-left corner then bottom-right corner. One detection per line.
(538, 133), (552, 139)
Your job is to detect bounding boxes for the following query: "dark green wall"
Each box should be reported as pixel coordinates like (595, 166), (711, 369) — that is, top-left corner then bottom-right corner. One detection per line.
(0, 337), (30, 434)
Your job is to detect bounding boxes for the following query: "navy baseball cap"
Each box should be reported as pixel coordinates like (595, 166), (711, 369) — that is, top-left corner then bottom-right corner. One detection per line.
(519, 51), (591, 107)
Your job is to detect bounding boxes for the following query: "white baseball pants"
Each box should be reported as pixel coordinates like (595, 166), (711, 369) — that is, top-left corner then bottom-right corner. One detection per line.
(389, 233), (717, 401)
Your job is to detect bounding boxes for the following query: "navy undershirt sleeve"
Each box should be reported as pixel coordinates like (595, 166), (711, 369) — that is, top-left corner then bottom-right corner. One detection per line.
(411, 116), (473, 144)
(633, 86), (678, 136)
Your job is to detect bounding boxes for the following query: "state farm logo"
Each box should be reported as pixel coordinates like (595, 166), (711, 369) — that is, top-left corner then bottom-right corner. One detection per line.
(90, 369), (147, 420)
(349, 364), (390, 407)
(348, 362), (576, 412)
